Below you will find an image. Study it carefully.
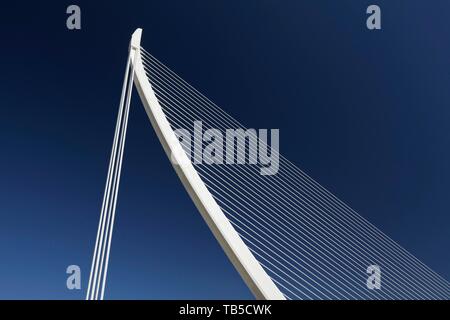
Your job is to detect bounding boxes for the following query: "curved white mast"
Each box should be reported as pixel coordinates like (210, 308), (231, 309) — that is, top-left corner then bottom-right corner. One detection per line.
(130, 28), (285, 300)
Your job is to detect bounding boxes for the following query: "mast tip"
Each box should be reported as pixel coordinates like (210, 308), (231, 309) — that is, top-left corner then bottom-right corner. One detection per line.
(130, 28), (143, 49)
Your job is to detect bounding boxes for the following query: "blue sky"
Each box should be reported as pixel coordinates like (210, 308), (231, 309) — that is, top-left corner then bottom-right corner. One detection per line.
(0, 1), (449, 299)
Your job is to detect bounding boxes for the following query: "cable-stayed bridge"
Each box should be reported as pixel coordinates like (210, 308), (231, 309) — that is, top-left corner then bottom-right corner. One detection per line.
(86, 29), (450, 300)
